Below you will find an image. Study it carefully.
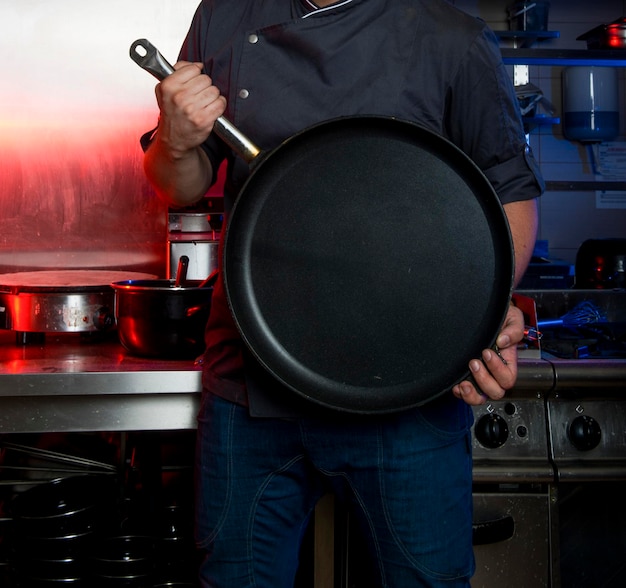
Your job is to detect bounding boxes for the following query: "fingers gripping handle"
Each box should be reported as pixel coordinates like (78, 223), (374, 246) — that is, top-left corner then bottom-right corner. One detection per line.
(129, 39), (261, 162)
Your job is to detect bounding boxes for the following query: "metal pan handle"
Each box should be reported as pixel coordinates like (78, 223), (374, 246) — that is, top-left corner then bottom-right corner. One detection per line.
(129, 38), (261, 163)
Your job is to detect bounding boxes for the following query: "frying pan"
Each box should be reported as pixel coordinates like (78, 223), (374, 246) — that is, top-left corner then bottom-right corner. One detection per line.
(130, 40), (514, 414)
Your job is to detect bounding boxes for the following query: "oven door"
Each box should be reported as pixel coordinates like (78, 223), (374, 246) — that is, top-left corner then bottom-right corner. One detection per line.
(472, 487), (559, 588)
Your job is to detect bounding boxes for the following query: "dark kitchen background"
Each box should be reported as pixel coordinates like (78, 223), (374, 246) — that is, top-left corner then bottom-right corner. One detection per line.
(1, 1), (626, 588)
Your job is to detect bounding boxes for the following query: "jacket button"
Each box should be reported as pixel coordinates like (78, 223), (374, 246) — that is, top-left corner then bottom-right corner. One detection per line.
(238, 89), (250, 99)
(248, 34), (259, 44)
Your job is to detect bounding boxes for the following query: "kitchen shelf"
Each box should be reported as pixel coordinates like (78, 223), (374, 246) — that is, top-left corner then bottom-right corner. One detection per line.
(501, 48), (626, 66)
(545, 181), (626, 192)
(496, 30), (560, 49)
(523, 115), (560, 133)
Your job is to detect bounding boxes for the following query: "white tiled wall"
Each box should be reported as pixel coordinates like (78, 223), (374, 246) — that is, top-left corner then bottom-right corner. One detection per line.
(454, 0), (626, 264)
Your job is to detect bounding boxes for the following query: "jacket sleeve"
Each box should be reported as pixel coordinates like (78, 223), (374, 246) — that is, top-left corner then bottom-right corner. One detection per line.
(445, 25), (544, 204)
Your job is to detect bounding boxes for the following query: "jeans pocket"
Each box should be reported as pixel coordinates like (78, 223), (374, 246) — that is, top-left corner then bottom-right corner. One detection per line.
(412, 392), (474, 440)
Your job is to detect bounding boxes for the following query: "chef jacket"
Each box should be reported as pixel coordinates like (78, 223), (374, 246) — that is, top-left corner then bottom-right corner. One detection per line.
(174, 0), (545, 413)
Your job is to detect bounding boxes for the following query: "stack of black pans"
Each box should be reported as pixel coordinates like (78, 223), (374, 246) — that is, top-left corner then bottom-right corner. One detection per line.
(9, 474), (119, 587)
(1, 437), (199, 587)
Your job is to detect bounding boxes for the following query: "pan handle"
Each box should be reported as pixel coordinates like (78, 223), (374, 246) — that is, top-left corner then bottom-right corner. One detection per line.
(129, 38), (261, 163)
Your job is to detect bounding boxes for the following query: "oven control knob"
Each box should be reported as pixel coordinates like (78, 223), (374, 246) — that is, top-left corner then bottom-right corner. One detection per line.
(474, 414), (509, 448)
(568, 415), (601, 451)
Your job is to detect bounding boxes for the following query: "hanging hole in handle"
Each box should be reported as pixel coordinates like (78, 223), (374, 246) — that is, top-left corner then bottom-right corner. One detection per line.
(129, 38), (175, 81)
(133, 42), (148, 58)
(130, 39), (150, 61)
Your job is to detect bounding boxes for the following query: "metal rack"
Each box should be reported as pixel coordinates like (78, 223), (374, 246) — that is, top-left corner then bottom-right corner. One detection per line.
(498, 30), (626, 192)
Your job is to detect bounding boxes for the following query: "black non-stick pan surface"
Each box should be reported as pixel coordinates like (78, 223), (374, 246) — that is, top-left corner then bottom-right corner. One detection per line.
(223, 116), (514, 413)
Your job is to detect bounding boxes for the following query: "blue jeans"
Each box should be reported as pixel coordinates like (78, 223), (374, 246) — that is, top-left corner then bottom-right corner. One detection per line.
(195, 392), (475, 587)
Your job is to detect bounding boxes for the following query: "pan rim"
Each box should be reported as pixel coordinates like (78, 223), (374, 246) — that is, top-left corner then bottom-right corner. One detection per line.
(223, 115), (514, 413)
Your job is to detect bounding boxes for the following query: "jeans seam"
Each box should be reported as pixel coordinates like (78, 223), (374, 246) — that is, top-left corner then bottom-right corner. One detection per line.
(317, 442), (390, 586)
(350, 475), (388, 587)
(375, 424), (391, 587)
(197, 398), (236, 550)
(248, 454), (307, 587)
(379, 425), (471, 584)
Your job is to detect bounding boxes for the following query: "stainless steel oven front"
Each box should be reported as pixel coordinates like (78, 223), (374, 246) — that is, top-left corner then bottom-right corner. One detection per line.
(470, 360), (558, 588)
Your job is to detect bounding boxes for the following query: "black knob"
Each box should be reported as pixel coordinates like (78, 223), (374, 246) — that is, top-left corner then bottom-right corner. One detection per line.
(94, 307), (115, 330)
(474, 414), (509, 449)
(568, 415), (601, 451)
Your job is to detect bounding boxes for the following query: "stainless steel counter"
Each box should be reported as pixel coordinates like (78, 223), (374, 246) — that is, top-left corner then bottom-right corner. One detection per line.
(1, 330), (623, 434)
(0, 331), (202, 432)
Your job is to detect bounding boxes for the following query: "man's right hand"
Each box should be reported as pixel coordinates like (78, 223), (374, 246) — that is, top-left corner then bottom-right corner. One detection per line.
(154, 61), (227, 158)
(144, 62), (227, 207)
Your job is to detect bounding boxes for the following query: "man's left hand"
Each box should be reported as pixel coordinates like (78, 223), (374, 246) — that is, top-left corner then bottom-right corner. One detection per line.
(452, 303), (524, 406)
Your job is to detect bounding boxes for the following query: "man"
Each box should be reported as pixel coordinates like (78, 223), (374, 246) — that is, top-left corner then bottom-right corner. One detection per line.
(143, 0), (542, 585)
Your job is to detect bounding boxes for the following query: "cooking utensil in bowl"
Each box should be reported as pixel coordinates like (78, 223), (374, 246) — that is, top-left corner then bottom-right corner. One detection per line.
(174, 255), (189, 288)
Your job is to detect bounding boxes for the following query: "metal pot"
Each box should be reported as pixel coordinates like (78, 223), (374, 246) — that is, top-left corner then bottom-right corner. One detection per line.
(111, 279), (214, 358)
(575, 238), (626, 289)
(0, 270), (156, 333)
